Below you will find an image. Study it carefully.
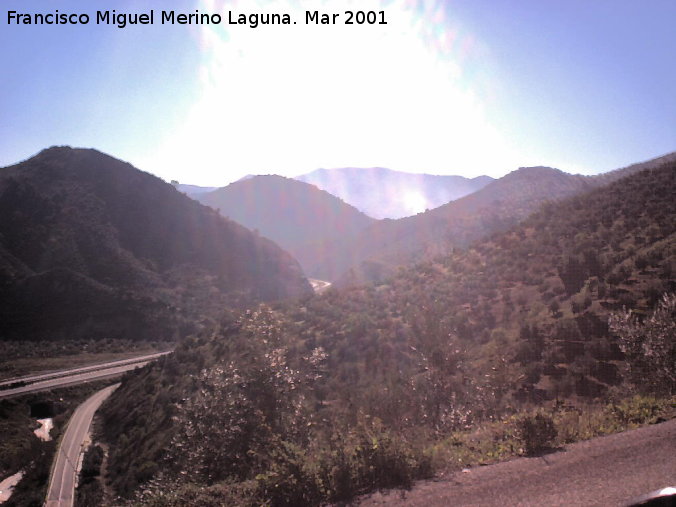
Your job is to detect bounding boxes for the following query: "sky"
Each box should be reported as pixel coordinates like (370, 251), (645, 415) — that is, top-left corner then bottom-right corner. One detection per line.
(1, 0), (674, 186)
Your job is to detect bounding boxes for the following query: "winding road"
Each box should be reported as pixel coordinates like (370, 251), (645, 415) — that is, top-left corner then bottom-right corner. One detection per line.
(44, 384), (118, 507)
(361, 418), (676, 506)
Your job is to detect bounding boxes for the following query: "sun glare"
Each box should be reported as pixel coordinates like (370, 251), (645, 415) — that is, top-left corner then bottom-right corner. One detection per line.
(402, 190), (428, 215)
(141, 0), (520, 185)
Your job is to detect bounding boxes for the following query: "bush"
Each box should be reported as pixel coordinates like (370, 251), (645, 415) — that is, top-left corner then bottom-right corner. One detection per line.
(609, 293), (676, 395)
(516, 413), (557, 455)
(80, 445), (104, 479)
(255, 420), (432, 505)
(606, 396), (667, 426)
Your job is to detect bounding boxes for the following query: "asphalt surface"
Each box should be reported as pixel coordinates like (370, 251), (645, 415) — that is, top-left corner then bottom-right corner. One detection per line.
(0, 352), (170, 387)
(0, 352), (169, 399)
(309, 278), (332, 294)
(44, 384), (118, 507)
(360, 418), (676, 507)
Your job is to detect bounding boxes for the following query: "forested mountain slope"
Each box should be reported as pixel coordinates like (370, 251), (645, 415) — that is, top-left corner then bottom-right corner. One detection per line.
(100, 161), (675, 504)
(329, 153), (676, 285)
(0, 147), (311, 342)
(590, 151), (676, 185)
(313, 166), (592, 282)
(195, 175), (375, 278)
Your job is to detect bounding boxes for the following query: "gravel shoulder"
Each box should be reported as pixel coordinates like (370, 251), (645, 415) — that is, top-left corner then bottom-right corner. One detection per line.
(359, 418), (676, 507)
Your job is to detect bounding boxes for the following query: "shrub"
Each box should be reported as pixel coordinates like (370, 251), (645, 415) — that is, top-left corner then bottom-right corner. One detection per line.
(80, 445), (104, 479)
(606, 396), (667, 426)
(516, 413), (557, 455)
(609, 293), (676, 395)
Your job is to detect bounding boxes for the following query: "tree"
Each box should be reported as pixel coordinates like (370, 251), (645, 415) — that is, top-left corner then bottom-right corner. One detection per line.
(558, 255), (587, 295)
(609, 293), (676, 395)
(166, 307), (326, 483)
(548, 299), (560, 318)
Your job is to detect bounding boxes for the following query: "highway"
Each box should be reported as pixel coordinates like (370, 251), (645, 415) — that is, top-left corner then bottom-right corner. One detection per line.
(0, 352), (170, 387)
(45, 384), (118, 507)
(0, 352), (170, 399)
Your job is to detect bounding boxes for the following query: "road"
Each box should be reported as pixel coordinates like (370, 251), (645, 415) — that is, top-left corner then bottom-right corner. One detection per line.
(0, 352), (170, 387)
(361, 418), (676, 506)
(309, 278), (332, 294)
(44, 384), (118, 507)
(0, 352), (170, 399)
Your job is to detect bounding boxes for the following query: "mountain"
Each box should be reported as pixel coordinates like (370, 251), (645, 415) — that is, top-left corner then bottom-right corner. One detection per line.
(194, 175), (376, 278)
(174, 183), (217, 196)
(309, 166), (593, 283)
(319, 154), (676, 285)
(296, 167), (493, 219)
(590, 151), (676, 185)
(0, 147), (311, 342)
(99, 159), (675, 505)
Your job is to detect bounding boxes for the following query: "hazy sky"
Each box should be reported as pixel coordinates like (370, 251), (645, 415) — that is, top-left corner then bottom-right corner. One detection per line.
(1, 0), (674, 185)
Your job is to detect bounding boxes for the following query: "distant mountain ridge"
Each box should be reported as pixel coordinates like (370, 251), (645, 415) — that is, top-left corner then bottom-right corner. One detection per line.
(296, 167), (494, 219)
(324, 153), (676, 285)
(175, 183), (217, 195)
(195, 175), (376, 278)
(182, 153), (675, 284)
(315, 165), (593, 283)
(0, 147), (311, 342)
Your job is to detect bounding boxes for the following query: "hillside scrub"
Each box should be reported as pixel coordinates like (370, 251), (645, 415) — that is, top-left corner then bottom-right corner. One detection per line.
(195, 175), (376, 280)
(516, 412), (557, 455)
(427, 395), (674, 470)
(610, 292), (676, 395)
(101, 309), (433, 505)
(101, 162), (676, 504)
(0, 147), (311, 344)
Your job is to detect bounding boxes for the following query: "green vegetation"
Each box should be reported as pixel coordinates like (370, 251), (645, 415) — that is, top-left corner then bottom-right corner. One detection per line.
(429, 395), (674, 469)
(76, 444), (105, 507)
(610, 292), (676, 395)
(196, 175), (376, 280)
(0, 381), (114, 507)
(99, 161), (675, 505)
(321, 166), (598, 284)
(328, 153), (675, 286)
(515, 412), (557, 455)
(0, 146), (310, 344)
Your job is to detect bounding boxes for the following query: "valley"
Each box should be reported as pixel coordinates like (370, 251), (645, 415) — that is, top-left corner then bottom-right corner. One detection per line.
(5, 3), (675, 505)
(0, 149), (674, 506)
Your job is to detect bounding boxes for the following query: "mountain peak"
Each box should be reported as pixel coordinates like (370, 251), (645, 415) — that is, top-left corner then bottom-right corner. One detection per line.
(0, 147), (311, 342)
(195, 174), (376, 279)
(512, 166), (565, 176)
